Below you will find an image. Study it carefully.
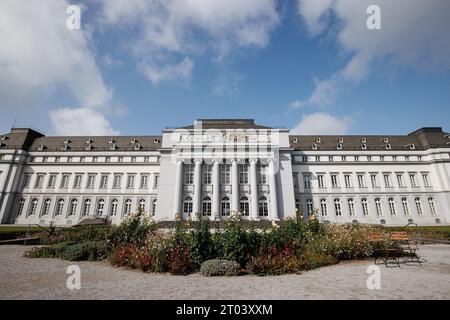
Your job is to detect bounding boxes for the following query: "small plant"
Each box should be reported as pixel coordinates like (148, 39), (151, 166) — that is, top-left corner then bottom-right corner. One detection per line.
(200, 259), (240, 276)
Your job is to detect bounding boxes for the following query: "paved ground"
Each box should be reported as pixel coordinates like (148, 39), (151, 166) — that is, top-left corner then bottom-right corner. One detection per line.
(1, 244), (449, 300)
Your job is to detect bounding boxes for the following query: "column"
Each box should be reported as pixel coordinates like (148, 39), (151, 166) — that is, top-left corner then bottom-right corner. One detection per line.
(192, 159), (202, 220)
(212, 160), (220, 220)
(231, 160), (239, 213)
(250, 159), (259, 220)
(268, 160), (279, 221)
(173, 160), (183, 219)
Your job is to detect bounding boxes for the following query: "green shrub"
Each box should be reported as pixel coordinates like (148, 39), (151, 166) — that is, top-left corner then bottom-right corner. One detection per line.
(24, 241), (76, 258)
(60, 241), (108, 261)
(41, 225), (109, 245)
(188, 218), (216, 270)
(200, 259), (240, 276)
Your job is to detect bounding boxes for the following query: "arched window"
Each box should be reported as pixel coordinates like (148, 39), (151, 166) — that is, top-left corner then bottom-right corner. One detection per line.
(17, 198), (26, 216)
(361, 198), (369, 216)
(240, 196), (249, 216)
(348, 198), (355, 216)
(202, 197), (211, 216)
(258, 196), (268, 217)
(320, 198), (327, 216)
(124, 199), (132, 215)
(401, 197), (410, 215)
(375, 198), (382, 216)
(139, 199), (146, 212)
(183, 197), (193, 215)
(110, 199), (119, 216)
(69, 198), (78, 216)
(295, 199), (301, 212)
(388, 197), (396, 215)
(55, 199), (65, 216)
(306, 198), (314, 216)
(415, 197), (423, 215)
(221, 197), (231, 216)
(96, 199), (105, 216)
(428, 197), (436, 215)
(42, 198), (52, 216)
(29, 198), (39, 216)
(83, 199), (91, 216)
(334, 198), (342, 216)
(152, 199), (157, 216)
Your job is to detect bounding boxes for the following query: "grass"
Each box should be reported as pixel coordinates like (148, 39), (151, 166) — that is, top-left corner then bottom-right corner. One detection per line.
(385, 226), (450, 240)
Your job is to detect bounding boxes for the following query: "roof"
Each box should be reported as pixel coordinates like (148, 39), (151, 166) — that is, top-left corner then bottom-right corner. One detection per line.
(178, 119), (272, 130)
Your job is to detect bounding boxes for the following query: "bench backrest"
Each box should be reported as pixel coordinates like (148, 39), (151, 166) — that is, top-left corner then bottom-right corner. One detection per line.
(368, 232), (386, 242)
(390, 231), (409, 241)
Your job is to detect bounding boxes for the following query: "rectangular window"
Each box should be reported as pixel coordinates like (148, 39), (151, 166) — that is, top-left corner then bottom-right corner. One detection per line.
(113, 175), (122, 188)
(303, 174), (311, 188)
(239, 165), (249, 184)
(60, 174), (70, 188)
(184, 164), (194, 185)
(344, 174), (352, 188)
(221, 164), (231, 184)
(127, 175), (135, 188)
(202, 165), (212, 184)
(318, 175), (325, 188)
(397, 173), (404, 187)
(100, 175), (109, 189)
(348, 199), (355, 216)
(422, 173), (430, 187)
(331, 174), (339, 188)
(183, 201), (193, 215)
(47, 174), (57, 188)
(409, 173), (417, 187)
(87, 175), (96, 189)
(221, 201), (230, 216)
(370, 174), (378, 187)
(257, 165), (267, 184)
(35, 174), (45, 188)
(259, 201), (268, 217)
(23, 175), (32, 188)
(73, 175), (82, 189)
(384, 174), (391, 188)
(357, 174), (365, 188)
(153, 174), (159, 188)
(140, 175), (149, 188)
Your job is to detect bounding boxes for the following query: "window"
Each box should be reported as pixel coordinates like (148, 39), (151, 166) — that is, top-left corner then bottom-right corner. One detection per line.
(100, 175), (109, 188)
(35, 174), (44, 188)
(131, 157), (136, 163)
(221, 164), (231, 185)
(306, 198), (314, 216)
(153, 174), (159, 188)
(393, 156), (398, 162)
(239, 197), (249, 216)
(367, 156), (372, 162)
(124, 199), (132, 215)
(184, 164), (194, 184)
(55, 199), (65, 216)
(96, 199), (105, 216)
(87, 174), (96, 189)
(331, 174), (339, 188)
(384, 174), (392, 188)
(295, 199), (301, 212)
(318, 175), (325, 188)
(357, 174), (366, 188)
(29, 198), (39, 216)
(17, 198), (26, 216)
(23, 175), (32, 188)
(328, 156), (334, 162)
(334, 198), (342, 216)
(259, 197), (269, 216)
(320, 199), (327, 216)
(375, 198), (383, 216)
(409, 173), (417, 187)
(202, 197), (212, 216)
(415, 198), (423, 215)
(315, 156), (321, 162)
(303, 174), (311, 188)
(354, 156), (359, 161)
(397, 173), (404, 187)
(69, 199), (78, 216)
(401, 198), (410, 215)
(293, 173), (298, 188)
(302, 156), (308, 162)
(113, 175), (122, 188)
(370, 174), (378, 187)
(388, 198), (396, 215)
(239, 165), (249, 184)
(257, 164), (267, 184)
(203, 165), (212, 184)
(140, 175), (149, 188)
(73, 174), (82, 189)
(183, 197), (193, 215)
(60, 174), (70, 188)
(110, 199), (119, 216)
(348, 198), (355, 216)
(362, 198), (369, 216)
(428, 197), (436, 215)
(42, 199), (51, 216)
(152, 199), (157, 216)
(83, 199), (91, 216)
(344, 174), (352, 188)
(139, 199), (146, 212)
(127, 175), (135, 188)
(221, 197), (231, 216)
(422, 173), (430, 187)
(47, 174), (57, 188)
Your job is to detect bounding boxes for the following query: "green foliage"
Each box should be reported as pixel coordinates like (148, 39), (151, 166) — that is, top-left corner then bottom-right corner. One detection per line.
(41, 225), (109, 245)
(200, 259), (240, 276)
(60, 241), (108, 261)
(188, 217), (216, 269)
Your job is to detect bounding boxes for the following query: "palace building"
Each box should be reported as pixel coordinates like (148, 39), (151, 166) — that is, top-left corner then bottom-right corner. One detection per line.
(0, 119), (449, 226)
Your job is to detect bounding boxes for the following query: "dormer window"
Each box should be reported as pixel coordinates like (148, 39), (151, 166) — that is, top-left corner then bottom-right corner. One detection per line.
(316, 138), (321, 143)
(64, 138), (70, 144)
(339, 138), (344, 143)
(361, 138), (367, 143)
(406, 144), (415, 150)
(109, 138), (115, 144)
(86, 138), (92, 144)
(61, 144), (69, 151)
(134, 144), (141, 151)
(292, 138), (298, 143)
(383, 138), (389, 143)
(110, 144), (117, 151)
(385, 144), (391, 150)
(154, 139), (160, 144)
(1, 136), (7, 141)
(131, 138), (137, 144)
(85, 144), (92, 151)
(312, 143), (318, 150)
(361, 143), (367, 150)
(0, 142), (5, 148)
(337, 143), (343, 150)
(37, 144), (45, 151)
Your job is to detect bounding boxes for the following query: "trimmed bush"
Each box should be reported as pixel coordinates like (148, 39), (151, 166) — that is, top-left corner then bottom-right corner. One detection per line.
(200, 259), (240, 276)
(60, 241), (108, 261)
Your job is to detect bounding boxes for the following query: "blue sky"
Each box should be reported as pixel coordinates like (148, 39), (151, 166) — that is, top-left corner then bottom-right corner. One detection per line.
(1, 0), (449, 136)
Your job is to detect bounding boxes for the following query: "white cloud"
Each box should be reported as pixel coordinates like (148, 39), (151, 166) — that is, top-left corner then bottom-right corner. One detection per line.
(50, 108), (119, 136)
(290, 76), (340, 109)
(140, 57), (194, 85)
(296, 0), (450, 105)
(291, 112), (352, 135)
(212, 71), (243, 97)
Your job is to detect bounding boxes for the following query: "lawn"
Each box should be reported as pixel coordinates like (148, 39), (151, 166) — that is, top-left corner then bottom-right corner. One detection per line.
(385, 225), (450, 240)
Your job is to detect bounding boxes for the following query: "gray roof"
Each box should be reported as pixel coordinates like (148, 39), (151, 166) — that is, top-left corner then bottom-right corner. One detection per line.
(178, 119), (272, 130)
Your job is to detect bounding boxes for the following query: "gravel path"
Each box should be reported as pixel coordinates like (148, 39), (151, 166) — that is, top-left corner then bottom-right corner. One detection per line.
(1, 245), (449, 300)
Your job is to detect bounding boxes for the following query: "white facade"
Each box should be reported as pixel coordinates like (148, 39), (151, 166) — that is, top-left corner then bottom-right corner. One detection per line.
(1, 120), (449, 226)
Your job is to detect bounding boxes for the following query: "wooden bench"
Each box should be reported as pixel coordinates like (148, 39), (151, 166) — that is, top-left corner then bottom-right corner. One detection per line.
(389, 231), (421, 265)
(368, 232), (402, 267)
